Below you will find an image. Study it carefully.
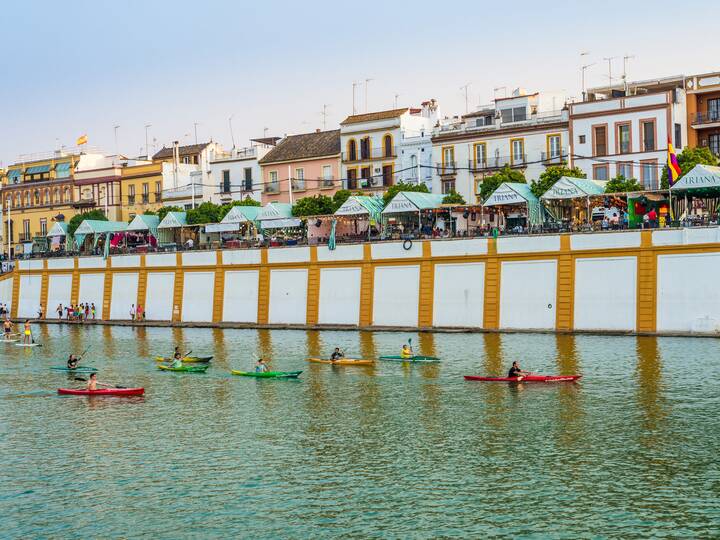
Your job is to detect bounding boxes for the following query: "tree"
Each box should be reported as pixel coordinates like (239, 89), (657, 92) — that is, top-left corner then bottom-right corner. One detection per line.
(156, 205), (184, 222)
(231, 196), (261, 207)
(67, 209), (107, 237)
(660, 146), (719, 188)
(442, 190), (466, 204)
(331, 189), (352, 211)
(605, 175), (643, 193)
(479, 165), (526, 202)
(186, 202), (222, 224)
(530, 164), (586, 198)
(292, 195), (334, 217)
(142, 210), (156, 215)
(382, 181), (429, 206)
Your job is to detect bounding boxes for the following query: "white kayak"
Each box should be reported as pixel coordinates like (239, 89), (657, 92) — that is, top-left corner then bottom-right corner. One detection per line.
(15, 342), (41, 347)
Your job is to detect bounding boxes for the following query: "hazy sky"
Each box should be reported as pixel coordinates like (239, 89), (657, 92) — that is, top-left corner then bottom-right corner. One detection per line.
(1, 0), (718, 166)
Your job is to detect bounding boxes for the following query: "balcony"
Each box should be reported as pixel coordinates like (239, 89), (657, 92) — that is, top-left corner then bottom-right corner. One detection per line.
(264, 183), (280, 194)
(467, 155), (527, 172)
(540, 151), (569, 165)
(342, 146), (397, 162)
(436, 162), (457, 176)
(319, 177), (336, 189)
(212, 147), (257, 162)
(291, 179), (306, 191)
(128, 195), (136, 205)
(345, 176), (392, 190)
(691, 111), (720, 128)
(142, 194), (150, 204)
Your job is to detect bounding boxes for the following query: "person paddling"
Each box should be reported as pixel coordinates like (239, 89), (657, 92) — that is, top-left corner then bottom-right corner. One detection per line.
(22, 320), (32, 345)
(170, 351), (184, 369)
(67, 354), (80, 370)
(255, 358), (269, 373)
(508, 361), (530, 381)
(400, 343), (414, 359)
(86, 372), (111, 391)
(330, 347), (344, 361)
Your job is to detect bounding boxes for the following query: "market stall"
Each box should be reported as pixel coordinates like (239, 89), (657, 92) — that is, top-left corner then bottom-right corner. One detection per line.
(157, 211), (197, 249)
(381, 192), (446, 239)
(204, 205), (261, 248)
(126, 214), (160, 252)
(257, 203), (303, 246)
(73, 220), (128, 255)
(314, 196), (384, 244)
(669, 164), (720, 226)
(540, 177), (607, 231)
(47, 222), (72, 253)
(482, 182), (544, 233)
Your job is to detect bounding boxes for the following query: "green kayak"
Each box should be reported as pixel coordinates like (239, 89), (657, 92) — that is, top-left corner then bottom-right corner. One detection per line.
(158, 364), (209, 373)
(231, 370), (302, 379)
(378, 355), (440, 363)
(50, 366), (98, 373)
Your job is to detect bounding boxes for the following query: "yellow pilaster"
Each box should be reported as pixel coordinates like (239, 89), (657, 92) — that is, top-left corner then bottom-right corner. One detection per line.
(10, 269), (20, 319)
(39, 260), (49, 319)
(306, 246), (320, 326)
(171, 252), (184, 322)
(417, 241), (434, 328)
(636, 230), (657, 333)
(102, 257), (113, 320)
(135, 255), (147, 315)
(555, 234), (574, 331)
(212, 251), (224, 323)
(256, 248), (270, 324)
(358, 243), (374, 327)
(70, 257), (80, 306)
(482, 238), (501, 329)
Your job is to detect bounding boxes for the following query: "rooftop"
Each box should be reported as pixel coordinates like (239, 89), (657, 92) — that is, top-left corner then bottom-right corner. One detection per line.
(259, 130), (340, 164)
(153, 143), (212, 160)
(341, 108), (409, 125)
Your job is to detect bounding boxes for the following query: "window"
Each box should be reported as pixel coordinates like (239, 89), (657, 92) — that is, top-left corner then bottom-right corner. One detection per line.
(579, 135), (586, 144)
(34, 191), (40, 205)
(617, 162), (633, 179)
(475, 115), (493, 127)
(360, 137), (371, 159)
(510, 139), (525, 164)
(23, 219), (30, 241)
(474, 143), (487, 168)
(243, 168), (253, 191)
(44, 189), (50, 204)
(64, 187), (71, 202)
(640, 119), (656, 151)
(640, 160), (658, 190)
(709, 134), (720, 157)
(221, 170), (231, 193)
(25, 192), (30, 206)
(383, 134), (393, 157)
(382, 164), (393, 187)
(39, 219), (47, 236)
(675, 123), (682, 149)
(142, 183), (149, 203)
(409, 155), (418, 181)
(709, 98), (720, 122)
(592, 164), (609, 181)
(155, 181), (162, 202)
(347, 139), (357, 161)
(616, 122), (631, 154)
(360, 166), (371, 181)
(294, 168), (305, 190)
(593, 125), (607, 156)
(547, 134), (561, 160)
(500, 107), (526, 123)
(322, 165), (333, 187)
(267, 171), (279, 193)
(442, 178), (455, 194)
(346, 168), (358, 190)
(128, 185), (136, 205)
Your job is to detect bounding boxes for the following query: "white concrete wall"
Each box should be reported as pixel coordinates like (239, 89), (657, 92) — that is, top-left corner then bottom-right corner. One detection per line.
(47, 275), (72, 314)
(18, 275), (42, 318)
(110, 273), (138, 319)
(316, 244), (364, 261)
(497, 235), (560, 254)
(112, 255), (141, 268)
(0, 277), (13, 310)
(433, 263), (485, 327)
(146, 253), (177, 267)
(373, 265), (419, 326)
(574, 257), (637, 331)
(222, 249), (262, 266)
(571, 232), (641, 251)
(499, 260), (557, 329)
(182, 251), (217, 266)
(267, 246), (310, 264)
(181, 272), (215, 322)
(78, 273), (105, 316)
(653, 227), (720, 246)
(371, 241), (423, 259)
(78, 257), (105, 269)
(268, 269), (308, 324)
(430, 238), (488, 257)
(318, 267), (361, 325)
(145, 272), (175, 321)
(47, 258), (74, 270)
(223, 270), (259, 322)
(18, 260), (43, 271)
(657, 253), (720, 333)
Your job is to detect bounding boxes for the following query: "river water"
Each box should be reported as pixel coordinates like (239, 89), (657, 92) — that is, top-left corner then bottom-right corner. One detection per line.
(0, 324), (718, 538)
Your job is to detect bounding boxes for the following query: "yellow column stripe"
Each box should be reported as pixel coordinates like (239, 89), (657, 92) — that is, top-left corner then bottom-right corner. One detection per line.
(134, 255), (148, 320)
(306, 246), (320, 326)
(39, 260), (49, 320)
(172, 252), (184, 322)
(417, 241), (434, 328)
(102, 256), (114, 320)
(555, 234), (574, 331)
(70, 257), (80, 306)
(212, 251), (224, 323)
(256, 248), (270, 324)
(636, 230), (657, 333)
(482, 238), (500, 329)
(358, 243), (374, 327)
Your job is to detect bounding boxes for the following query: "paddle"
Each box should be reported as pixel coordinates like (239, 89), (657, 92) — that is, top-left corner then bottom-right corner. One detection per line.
(73, 377), (126, 389)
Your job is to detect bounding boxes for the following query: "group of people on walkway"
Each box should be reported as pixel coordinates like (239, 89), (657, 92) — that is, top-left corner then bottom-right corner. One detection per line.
(130, 304), (145, 321)
(56, 303), (96, 322)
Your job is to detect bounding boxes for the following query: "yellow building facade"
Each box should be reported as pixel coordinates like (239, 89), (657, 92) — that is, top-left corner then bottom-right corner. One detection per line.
(120, 162), (164, 221)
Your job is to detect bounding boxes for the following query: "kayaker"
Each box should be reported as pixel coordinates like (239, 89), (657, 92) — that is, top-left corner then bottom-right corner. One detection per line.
(508, 361), (529, 380)
(67, 354), (80, 370)
(330, 348), (344, 361)
(255, 359), (269, 373)
(86, 373), (111, 391)
(170, 351), (184, 369)
(400, 343), (414, 359)
(3, 318), (13, 340)
(22, 320), (32, 345)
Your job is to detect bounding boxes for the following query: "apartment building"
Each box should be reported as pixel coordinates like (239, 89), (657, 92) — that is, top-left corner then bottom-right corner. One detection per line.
(258, 129), (341, 204)
(152, 141), (223, 207)
(570, 76), (687, 189)
(340, 101), (438, 192)
(208, 137), (279, 204)
(686, 72), (720, 157)
(431, 89), (569, 202)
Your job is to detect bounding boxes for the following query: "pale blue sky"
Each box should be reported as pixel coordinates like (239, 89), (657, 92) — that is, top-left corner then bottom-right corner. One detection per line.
(1, 0), (717, 165)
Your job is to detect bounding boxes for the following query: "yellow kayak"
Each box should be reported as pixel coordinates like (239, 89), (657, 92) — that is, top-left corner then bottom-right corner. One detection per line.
(307, 357), (374, 366)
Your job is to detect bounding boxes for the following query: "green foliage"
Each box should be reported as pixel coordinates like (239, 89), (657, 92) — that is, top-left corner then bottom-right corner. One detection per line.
(187, 202), (223, 225)
(67, 210), (108, 238)
(332, 189), (352, 211)
(530, 164), (586, 198)
(479, 165), (526, 202)
(231, 196), (261, 207)
(382, 181), (429, 206)
(142, 210), (156, 215)
(442, 190), (466, 204)
(660, 146), (719, 188)
(605, 175), (643, 193)
(156, 206), (184, 222)
(292, 195), (335, 217)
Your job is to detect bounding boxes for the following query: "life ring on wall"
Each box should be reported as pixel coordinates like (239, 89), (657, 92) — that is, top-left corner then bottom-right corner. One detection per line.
(403, 239), (413, 251)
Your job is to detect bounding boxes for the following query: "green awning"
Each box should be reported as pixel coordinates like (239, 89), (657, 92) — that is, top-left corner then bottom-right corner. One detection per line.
(670, 164), (720, 197)
(540, 177), (606, 200)
(158, 211), (187, 229)
(26, 165), (51, 174)
(221, 205), (261, 224)
(55, 162), (71, 172)
(7, 170), (22, 179)
(127, 214), (160, 236)
(483, 182), (545, 226)
(381, 192), (445, 214)
(335, 195), (385, 222)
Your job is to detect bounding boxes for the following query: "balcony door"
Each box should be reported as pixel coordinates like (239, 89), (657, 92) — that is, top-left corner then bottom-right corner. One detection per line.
(709, 98), (720, 122)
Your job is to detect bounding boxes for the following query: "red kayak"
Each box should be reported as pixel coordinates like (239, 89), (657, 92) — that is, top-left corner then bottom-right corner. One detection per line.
(464, 375), (581, 383)
(58, 387), (145, 396)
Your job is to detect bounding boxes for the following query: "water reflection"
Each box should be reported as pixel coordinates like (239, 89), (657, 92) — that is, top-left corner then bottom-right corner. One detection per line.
(359, 331), (376, 360)
(635, 337), (667, 448)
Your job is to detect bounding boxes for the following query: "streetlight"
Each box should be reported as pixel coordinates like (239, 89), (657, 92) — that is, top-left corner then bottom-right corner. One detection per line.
(581, 62), (596, 101)
(144, 124), (152, 159)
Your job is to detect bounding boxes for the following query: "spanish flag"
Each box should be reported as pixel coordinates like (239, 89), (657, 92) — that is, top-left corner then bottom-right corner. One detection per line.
(667, 138), (681, 186)
(76, 134), (88, 146)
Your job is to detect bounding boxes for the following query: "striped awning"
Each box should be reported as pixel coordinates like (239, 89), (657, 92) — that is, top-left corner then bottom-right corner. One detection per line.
(26, 165), (51, 174)
(7, 170), (22, 179)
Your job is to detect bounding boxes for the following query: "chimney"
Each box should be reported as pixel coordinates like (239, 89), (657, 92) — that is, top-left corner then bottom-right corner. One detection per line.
(172, 140), (179, 188)
(316, 128), (321, 133)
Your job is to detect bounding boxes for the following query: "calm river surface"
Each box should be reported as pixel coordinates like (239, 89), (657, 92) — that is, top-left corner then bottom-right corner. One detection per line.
(0, 325), (718, 538)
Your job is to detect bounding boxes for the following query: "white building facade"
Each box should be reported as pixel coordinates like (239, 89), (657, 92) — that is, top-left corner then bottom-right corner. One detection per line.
(207, 139), (277, 204)
(340, 101), (438, 192)
(570, 80), (687, 189)
(431, 90), (569, 203)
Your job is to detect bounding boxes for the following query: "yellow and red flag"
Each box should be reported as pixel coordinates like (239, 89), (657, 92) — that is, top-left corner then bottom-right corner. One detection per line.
(667, 138), (681, 186)
(76, 134), (88, 146)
